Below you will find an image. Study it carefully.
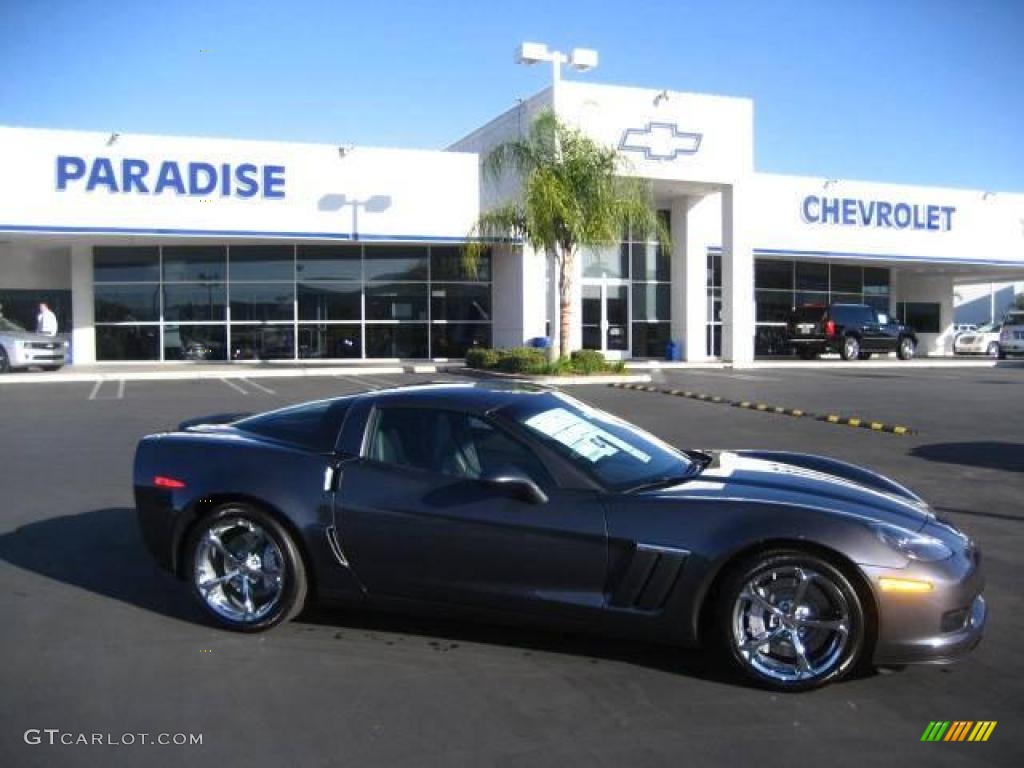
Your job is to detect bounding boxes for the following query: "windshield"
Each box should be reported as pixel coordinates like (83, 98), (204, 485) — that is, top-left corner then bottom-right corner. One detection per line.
(503, 392), (694, 492)
(1005, 312), (1024, 325)
(976, 322), (998, 333)
(0, 318), (28, 333)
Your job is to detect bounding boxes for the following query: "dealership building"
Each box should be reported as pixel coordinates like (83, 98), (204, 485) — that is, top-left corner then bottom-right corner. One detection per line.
(2, 78), (1022, 365)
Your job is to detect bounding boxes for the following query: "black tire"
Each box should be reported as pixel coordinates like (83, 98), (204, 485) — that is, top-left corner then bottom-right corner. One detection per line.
(858, 351), (873, 360)
(714, 549), (867, 692)
(0, 345), (9, 373)
(840, 336), (860, 361)
(186, 503), (308, 633)
(897, 336), (916, 360)
(41, 365), (64, 372)
(988, 342), (1002, 359)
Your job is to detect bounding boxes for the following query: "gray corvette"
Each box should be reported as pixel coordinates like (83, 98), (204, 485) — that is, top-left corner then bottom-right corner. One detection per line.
(135, 384), (985, 691)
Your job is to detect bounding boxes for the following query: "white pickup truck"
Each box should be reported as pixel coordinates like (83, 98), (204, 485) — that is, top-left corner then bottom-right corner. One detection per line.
(998, 309), (1024, 359)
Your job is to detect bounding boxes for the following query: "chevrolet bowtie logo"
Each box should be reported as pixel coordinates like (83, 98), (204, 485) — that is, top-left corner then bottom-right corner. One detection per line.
(619, 122), (702, 161)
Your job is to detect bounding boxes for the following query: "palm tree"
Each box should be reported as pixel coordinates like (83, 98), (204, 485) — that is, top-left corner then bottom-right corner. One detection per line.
(466, 109), (668, 360)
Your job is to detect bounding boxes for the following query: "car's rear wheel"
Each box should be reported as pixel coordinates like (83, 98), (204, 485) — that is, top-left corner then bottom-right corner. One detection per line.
(897, 337), (916, 360)
(187, 503), (307, 632)
(840, 336), (860, 361)
(716, 550), (867, 691)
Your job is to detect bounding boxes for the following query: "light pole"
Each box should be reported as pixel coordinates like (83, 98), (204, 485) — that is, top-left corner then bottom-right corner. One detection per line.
(515, 41), (598, 357)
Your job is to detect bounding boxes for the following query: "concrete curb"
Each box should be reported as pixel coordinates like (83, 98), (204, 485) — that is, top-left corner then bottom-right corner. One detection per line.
(465, 369), (652, 386)
(609, 382), (915, 435)
(0, 365), (447, 385)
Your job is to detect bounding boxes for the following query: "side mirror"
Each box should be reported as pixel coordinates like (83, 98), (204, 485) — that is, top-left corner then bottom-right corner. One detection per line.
(479, 466), (549, 505)
(876, 313), (890, 325)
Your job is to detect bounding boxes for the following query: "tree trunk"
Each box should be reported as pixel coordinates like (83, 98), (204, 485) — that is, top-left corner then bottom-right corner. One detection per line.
(558, 248), (575, 360)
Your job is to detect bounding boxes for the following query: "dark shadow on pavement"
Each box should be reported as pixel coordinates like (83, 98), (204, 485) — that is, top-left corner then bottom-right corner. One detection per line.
(0, 507), (204, 623)
(910, 442), (1024, 473)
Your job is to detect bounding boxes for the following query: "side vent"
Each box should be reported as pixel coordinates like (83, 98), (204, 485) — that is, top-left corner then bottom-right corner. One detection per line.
(325, 525), (350, 568)
(610, 543), (689, 611)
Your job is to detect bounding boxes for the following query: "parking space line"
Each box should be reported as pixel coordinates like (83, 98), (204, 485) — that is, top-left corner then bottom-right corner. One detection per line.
(333, 374), (382, 391)
(117, 379), (125, 399)
(240, 377), (276, 395)
(219, 377), (249, 395)
(88, 380), (103, 400)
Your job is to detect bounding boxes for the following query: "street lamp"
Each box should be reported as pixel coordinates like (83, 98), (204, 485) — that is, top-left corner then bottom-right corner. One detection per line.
(515, 42), (599, 356)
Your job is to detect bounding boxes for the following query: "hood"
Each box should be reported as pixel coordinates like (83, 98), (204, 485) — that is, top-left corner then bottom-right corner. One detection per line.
(0, 329), (64, 343)
(656, 451), (931, 531)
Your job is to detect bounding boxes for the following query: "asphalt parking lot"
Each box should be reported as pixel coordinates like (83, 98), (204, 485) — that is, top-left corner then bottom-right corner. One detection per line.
(1, 366), (1022, 767)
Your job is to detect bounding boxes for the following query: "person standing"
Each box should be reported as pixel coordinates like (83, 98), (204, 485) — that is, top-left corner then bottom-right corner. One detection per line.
(36, 302), (58, 336)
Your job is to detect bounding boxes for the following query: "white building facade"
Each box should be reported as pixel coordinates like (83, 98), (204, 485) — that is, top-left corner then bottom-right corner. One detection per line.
(2, 80), (1023, 364)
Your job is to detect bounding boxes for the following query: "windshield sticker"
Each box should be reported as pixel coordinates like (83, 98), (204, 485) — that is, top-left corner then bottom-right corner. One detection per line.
(525, 408), (652, 464)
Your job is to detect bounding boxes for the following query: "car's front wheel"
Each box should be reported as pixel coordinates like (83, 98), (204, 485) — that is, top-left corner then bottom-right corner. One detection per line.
(187, 503), (308, 632)
(987, 342), (1000, 359)
(897, 337), (916, 360)
(716, 550), (867, 691)
(0, 345), (10, 373)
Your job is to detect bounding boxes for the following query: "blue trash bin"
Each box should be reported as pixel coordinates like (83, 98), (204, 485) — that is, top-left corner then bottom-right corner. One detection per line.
(529, 336), (550, 349)
(665, 340), (682, 361)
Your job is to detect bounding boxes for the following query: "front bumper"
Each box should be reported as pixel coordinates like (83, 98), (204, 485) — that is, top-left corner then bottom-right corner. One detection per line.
(863, 541), (986, 665)
(9, 342), (66, 367)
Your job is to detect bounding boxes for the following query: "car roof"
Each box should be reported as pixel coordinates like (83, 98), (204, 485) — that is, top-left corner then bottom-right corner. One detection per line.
(359, 381), (557, 413)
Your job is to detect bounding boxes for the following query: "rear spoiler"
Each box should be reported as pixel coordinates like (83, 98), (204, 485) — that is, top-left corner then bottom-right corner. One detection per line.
(177, 412), (252, 431)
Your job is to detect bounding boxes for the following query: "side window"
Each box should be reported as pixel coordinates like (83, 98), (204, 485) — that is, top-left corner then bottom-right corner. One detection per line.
(366, 407), (551, 486)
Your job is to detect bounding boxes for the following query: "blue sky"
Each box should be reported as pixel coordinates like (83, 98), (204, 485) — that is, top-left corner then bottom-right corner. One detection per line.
(2, 0), (1022, 191)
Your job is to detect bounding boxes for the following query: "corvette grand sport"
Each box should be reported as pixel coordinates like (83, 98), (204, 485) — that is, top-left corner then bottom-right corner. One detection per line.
(135, 384), (985, 691)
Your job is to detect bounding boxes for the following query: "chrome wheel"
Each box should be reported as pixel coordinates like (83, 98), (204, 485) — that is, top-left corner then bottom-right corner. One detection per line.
(987, 342), (1000, 358)
(193, 517), (285, 623)
(731, 566), (852, 684)
(898, 337), (915, 360)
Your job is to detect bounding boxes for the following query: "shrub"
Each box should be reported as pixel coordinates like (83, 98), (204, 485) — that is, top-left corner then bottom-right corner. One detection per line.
(569, 349), (607, 374)
(496, 346), (548, 373)
(465, 347), (500, 370)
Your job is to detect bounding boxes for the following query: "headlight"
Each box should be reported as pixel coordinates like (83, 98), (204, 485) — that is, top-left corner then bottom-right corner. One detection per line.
(873, 523), (953, 562)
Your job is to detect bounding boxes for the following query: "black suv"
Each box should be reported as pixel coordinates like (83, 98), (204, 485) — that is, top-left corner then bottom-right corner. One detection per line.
(787, 303), (917, 361)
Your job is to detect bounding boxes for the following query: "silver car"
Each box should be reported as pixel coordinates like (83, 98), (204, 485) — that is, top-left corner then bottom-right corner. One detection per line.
(0, 318), (67, 372)
(953, 322), (1002, 357)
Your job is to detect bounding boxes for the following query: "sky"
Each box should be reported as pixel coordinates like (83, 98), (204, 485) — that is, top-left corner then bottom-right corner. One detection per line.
(1, 0), (1022, 192)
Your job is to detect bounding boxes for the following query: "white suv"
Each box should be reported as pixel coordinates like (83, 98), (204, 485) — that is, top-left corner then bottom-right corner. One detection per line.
(998, 310), (1024, 359)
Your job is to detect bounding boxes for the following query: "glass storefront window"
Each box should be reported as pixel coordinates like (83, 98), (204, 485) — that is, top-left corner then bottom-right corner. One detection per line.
(229, 283), (296, 322)
(794, 291), (829, 308)
(795, 261), (828, 291)
(96, 325), (160, 360)
(365, 283), (428, 321)
(430, 283), (490, 322)
(430, 323), (491, 357)
(582, 245), (628, 278)
(897, 302), (941, 333)
(364, 246), (428, 281)
(830, 264), (862, 294)
(755, 290), (793, 323)
(755, 259), (793, 290)
(163, 324), (227, 361)
(229, 245), (295, 281)
(94, 284), (160, 322)
(630, 243), (669, 281)
(298, 325), (361, 359)
(229, 325), (295, 360)
(92, 243), (489, 360)
(365, 324), (428, 358)
(632, 284), (670, 321)
(296, 245), (362, 281)
(94, 247), (160, 282)
(631, 322), (670, 358)
(163, 283), (227, 321)
(298, 282), (361, 321)
(430, 246), (490, 281)
(162, 246), (227, 282)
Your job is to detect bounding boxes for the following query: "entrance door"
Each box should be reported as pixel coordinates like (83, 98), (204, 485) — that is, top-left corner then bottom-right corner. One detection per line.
(582, 281), (630, 358)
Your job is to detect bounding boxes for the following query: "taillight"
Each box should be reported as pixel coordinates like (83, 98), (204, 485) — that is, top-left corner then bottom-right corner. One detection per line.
(825, 320), (837, 337)
(153, 475), (186, 489)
